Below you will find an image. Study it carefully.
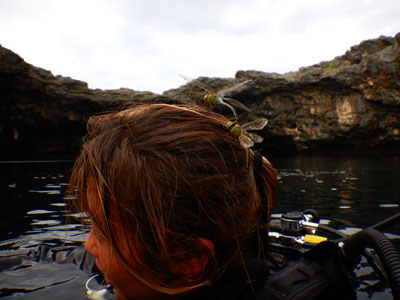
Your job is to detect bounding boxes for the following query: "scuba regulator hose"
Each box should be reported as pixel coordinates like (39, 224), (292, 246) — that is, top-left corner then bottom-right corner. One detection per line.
(342, 228), (400, 299)
(270, 211), (400, 298)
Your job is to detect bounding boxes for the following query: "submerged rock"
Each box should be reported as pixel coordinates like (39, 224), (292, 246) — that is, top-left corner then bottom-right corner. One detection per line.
(1, 33), (400, 158)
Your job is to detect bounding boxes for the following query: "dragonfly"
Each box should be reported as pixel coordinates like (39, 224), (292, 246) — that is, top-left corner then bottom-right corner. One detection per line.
(226, 117), (268, 148)
(180, 74), (252, 121)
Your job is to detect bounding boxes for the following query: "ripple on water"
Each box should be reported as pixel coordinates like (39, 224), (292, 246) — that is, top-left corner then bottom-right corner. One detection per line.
(27, 209), (55, 215)
(30, 220), (62, 226)
(44, 184), (62, 188)
(28, 189), (62, 195)
(339, 205), (352, 209)
(378, 204), (399, 208)
(51, 203), (66, 207)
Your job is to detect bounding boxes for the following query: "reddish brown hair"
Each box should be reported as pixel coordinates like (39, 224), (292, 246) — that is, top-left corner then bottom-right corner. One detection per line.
(67, 103), (278, 294)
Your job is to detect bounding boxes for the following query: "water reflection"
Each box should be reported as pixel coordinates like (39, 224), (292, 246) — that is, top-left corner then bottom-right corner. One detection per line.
(0, 157), (399, 299)
(0, 161), (89, 247)
(270, 155), (400, 231)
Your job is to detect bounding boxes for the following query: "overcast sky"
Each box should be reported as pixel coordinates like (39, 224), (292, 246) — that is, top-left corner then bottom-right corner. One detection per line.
(1, 0), (399, 94)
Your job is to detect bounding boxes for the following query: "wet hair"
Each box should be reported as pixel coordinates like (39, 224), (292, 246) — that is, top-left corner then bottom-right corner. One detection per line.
(67, 103), (278, 294)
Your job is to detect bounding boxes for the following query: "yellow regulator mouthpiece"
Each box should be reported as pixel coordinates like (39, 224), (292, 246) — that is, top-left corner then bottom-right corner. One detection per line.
(304, 234), (328, 244)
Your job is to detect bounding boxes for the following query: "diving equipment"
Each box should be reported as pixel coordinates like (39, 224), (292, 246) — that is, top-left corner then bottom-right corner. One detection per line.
(267, 210), (400, 299)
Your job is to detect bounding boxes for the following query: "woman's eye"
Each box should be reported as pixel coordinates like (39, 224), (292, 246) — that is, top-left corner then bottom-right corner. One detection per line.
(93, 229), (101, 238)
(91, 224), (105, 242)
(96, 229), (106, 240)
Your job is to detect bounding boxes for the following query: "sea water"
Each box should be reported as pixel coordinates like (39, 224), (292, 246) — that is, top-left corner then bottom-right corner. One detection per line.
(0, 156), (399, 299)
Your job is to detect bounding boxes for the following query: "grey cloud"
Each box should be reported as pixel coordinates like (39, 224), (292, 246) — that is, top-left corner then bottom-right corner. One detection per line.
(116, 0), (257, 34)
(279, 0), (400, 36)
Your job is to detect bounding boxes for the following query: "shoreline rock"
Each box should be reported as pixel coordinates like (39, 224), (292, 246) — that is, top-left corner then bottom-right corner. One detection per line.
(1, 33), (400, 159)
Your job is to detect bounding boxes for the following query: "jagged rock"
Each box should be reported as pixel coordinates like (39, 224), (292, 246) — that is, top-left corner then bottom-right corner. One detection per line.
(0, 45), (180, 159)
(1, 33), (400, 159)
(166, 34), (400, 154)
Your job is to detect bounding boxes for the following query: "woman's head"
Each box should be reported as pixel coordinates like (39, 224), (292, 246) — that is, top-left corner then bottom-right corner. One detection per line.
(68, 103), (278, 299)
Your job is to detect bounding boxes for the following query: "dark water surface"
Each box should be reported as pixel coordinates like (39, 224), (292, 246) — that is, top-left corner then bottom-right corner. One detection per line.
(0, 161), (93, 299)
(0, 156), (399, 299)
(270, 155), (400, 230)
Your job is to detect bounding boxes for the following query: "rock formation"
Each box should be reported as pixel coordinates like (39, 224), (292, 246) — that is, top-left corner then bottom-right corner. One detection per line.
(0, 46), (177, 159)
(1, 33), (399, 159)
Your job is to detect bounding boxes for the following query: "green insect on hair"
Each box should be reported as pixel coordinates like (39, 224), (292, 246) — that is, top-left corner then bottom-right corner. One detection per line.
(204, 94), (219, 104)
(226, 121), (241, 137)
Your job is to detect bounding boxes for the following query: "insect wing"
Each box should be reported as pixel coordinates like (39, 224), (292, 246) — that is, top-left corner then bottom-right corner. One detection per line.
(223, 97), (251, 112)
(180, 74), (195, 83)
(218, 79), (252, 97)
(239, 133), (254, 148)
(247, 132), (264, 143)
(180, 74), (215, 95)
(242, 118), (268, 131)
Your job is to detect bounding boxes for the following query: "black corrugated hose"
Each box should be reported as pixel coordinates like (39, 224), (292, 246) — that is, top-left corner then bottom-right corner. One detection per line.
(343, 228), (400, 299)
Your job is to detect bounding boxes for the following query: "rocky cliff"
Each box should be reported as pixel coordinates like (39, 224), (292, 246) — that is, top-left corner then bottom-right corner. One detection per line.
(0, 47), (175, 159)
(1, 33), (400, 159)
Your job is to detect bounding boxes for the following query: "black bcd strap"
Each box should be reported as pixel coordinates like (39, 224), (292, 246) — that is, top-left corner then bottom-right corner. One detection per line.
(256, 241), (357, 300)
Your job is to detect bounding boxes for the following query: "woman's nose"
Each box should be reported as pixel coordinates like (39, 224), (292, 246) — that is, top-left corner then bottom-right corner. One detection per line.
(85, 229), (98, 257)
